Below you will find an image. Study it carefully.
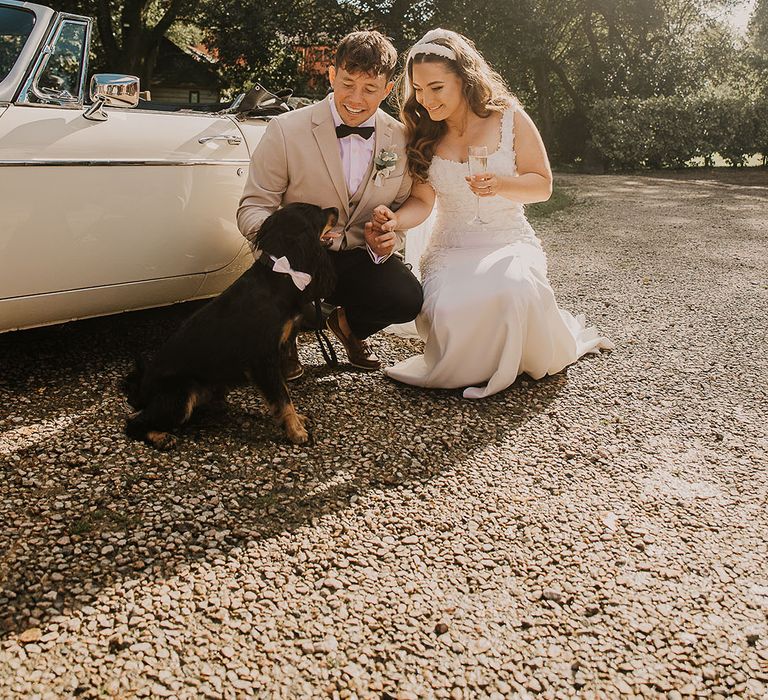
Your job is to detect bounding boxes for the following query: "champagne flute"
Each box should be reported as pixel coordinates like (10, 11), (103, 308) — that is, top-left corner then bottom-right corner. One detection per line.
(467, 145), (489, 225)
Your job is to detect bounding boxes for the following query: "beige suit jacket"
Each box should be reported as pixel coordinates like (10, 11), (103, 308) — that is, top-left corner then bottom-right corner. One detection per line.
(237, 98), (412, 253)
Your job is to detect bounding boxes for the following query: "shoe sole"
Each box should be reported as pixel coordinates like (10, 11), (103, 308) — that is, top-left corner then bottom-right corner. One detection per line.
(348, 361), (381, 371)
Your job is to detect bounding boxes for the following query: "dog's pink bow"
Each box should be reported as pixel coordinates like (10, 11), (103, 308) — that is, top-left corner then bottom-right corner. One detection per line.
(271, 255), (312, 291)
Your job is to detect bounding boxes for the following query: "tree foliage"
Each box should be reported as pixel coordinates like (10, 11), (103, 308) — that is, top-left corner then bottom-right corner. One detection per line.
(197, 0), (357, 94)
(53, 0), (760, 167)
(748, 0), (768, 97)
(423, 0), (743, 164)
(56, 0), (202, 86)
(589, 92), (766, 168)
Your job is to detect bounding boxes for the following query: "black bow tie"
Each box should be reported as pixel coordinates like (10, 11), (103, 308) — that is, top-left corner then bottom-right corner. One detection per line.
(335, 124), (375, 140)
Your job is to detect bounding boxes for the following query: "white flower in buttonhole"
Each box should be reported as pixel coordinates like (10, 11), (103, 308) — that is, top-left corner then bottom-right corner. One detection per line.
(373, 148), (398, 186)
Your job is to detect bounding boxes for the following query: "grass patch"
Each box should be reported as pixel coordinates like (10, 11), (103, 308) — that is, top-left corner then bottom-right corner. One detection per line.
(68, 508), (139, 535)
(526, 184), (576, 221)
(69, 518), (92, 535)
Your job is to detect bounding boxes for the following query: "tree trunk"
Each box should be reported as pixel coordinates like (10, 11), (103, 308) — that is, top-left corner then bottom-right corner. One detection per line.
(92, 0), (191, 91)
(532, 57), (555, 150)
(581, 4), (605, 97)
(544, 57), (604, 171)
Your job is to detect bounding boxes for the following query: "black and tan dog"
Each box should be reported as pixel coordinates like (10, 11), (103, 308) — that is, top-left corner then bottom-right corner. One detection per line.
(124, 203), (338, 448)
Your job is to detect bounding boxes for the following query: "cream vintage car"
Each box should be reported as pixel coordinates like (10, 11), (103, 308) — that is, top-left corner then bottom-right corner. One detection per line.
(0, 0), (276, 333)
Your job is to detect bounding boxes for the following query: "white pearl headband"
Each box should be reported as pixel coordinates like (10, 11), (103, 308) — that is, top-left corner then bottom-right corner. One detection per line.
(408, 42), (456, 63)
(407, 28), (457, 63)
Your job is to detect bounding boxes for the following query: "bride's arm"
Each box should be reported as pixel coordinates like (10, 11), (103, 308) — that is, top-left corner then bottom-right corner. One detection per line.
(467, 109), (553, 204)
(374, 181), (436, 232)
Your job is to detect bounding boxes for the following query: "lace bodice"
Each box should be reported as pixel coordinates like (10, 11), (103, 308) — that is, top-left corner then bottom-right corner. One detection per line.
(425, 106), (539, 252)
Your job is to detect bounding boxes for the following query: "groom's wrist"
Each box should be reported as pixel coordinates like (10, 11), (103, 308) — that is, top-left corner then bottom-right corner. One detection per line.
(366, 243), (390, 265)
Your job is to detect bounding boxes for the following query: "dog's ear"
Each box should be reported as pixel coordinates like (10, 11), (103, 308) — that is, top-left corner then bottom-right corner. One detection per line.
(255, 204), (335, 296)
(307, 247), (336, 299)
(256, 205), (317, 262)
(253, 210), (281, 251)
(286, 224), (328, 276)
(261, 207), (321, 267)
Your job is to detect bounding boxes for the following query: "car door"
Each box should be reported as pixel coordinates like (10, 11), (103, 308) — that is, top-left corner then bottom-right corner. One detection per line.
(0, 15), (250, 302)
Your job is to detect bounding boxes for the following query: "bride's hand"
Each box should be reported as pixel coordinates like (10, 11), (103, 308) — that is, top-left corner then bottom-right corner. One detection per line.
(371, 204), (398, 232)
(466, 173), (499, 197)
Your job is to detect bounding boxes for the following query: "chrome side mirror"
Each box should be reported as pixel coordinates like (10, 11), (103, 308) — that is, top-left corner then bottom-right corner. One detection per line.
(83, 74), (140, 121)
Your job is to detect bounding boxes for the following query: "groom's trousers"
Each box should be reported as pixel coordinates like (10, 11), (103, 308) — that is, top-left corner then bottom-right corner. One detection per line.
(324, 248), (423, 340)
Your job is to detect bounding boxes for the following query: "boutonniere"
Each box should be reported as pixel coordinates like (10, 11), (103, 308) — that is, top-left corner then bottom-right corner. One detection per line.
(373, 148), (398, 187)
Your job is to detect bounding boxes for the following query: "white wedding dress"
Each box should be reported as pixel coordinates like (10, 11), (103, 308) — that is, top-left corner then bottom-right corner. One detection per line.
(385, 106), (614, 399)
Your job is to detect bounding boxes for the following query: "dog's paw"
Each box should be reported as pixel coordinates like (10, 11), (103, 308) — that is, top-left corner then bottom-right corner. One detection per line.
(146, 431), (177, 451)
(286, 424), (309, 445)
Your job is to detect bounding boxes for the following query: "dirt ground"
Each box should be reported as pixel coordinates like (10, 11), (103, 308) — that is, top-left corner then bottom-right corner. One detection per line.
(1, 169), (767, 698)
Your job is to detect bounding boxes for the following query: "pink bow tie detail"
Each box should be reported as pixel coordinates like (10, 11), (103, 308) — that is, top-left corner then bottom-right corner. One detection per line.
(271, 255), (312, 291)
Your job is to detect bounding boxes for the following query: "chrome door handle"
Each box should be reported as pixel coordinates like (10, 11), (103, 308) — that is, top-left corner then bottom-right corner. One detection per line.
(199, 135), (242, 146)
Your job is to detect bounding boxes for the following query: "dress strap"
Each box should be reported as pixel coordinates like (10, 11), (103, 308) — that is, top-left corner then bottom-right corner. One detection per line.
(500, 105), (516, 153)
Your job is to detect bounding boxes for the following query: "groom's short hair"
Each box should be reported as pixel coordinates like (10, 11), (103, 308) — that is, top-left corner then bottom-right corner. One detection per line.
(334, 31), (398, 81)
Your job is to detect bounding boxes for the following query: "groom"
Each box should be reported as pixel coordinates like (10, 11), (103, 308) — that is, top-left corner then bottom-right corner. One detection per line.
(237, 31), (423, 380)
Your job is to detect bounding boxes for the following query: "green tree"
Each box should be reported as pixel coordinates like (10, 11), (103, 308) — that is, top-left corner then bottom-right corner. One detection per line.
(57, 0), (201, 87)
(748, 0), (768, 97)
(198, 0), (360, 95)
(51, 0), (753, 165)
(750, 0), (768, 48)
(425, 0), (742, 163)
(344, 0), (433, 50)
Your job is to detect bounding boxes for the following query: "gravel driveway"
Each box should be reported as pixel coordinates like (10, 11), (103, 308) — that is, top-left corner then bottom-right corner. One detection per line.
(1, 171), (767, 698)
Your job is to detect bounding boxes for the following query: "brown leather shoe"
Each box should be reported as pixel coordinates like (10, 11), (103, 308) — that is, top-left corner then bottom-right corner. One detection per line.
(326, 307), (381, 370)
(281, 335), (304, 381)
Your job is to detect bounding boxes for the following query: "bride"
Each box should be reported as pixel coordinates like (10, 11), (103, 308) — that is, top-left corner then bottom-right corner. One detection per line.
(371, 29), (614, 399)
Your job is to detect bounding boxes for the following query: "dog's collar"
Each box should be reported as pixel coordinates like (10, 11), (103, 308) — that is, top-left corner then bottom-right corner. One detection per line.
(256, 251), (274, 270)
(256, 251), (312, 291)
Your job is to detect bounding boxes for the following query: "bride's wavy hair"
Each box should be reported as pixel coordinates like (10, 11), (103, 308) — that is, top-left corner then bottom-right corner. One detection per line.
(396, 30), (517, 183)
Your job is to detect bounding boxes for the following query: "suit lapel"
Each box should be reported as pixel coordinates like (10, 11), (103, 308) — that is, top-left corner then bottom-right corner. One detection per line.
(312, 100), (349, 216)
(350, 111), (393, 224)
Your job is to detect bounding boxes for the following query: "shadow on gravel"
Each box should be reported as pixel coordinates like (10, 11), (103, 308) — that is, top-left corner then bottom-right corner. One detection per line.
(0, 303), (565, 637)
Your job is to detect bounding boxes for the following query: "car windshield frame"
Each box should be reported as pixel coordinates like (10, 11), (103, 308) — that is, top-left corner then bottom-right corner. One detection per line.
(0, 5), (36, 84)
(24, 15), (89, 104)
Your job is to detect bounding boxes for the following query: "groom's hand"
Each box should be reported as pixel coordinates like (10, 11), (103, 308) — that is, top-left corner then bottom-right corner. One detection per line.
(365, 205), (399, 257)
(365, 222), (397, 257)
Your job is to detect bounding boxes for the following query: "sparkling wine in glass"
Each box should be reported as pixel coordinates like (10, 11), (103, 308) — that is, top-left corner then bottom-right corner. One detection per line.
(467, 145), (488, 225)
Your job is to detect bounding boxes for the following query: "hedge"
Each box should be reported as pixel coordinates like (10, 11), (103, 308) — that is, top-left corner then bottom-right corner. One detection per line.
(587, 94), (768, 169)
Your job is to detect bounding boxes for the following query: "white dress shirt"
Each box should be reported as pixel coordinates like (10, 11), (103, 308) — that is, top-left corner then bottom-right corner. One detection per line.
(328, 95), (387, 264)
(328, 94), (376, 195)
